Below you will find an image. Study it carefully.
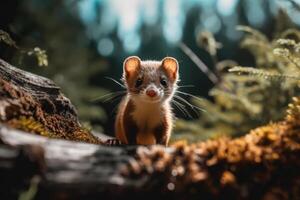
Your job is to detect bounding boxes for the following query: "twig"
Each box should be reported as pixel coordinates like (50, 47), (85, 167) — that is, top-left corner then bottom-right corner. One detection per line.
(179, 43), (219, 84)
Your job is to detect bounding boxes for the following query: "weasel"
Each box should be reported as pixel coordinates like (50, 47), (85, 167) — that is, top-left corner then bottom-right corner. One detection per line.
(115, 56), (179, 146)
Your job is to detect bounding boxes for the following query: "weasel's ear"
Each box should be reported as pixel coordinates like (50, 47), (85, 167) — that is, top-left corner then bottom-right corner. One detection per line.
(123, 56), (141, 78)
(162, 57), (178, 81)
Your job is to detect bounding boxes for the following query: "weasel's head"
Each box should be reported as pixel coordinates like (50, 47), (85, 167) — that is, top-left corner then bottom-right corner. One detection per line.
(122, 56), (179, 104)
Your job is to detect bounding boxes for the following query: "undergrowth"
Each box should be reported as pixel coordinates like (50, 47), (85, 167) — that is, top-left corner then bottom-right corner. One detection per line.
(173, 18), (300, 143)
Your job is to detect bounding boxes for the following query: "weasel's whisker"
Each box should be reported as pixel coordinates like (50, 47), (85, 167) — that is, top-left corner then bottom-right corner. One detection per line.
(172, 101), (187, 118)
(176, 90), (204, 102)
(177, 85), (195, 88)
(172, 99), (193, 118)
(92, 91), (126, 102)
(102, 93), (125, 103)
(174, 96), (200, 117)
(174, 95), (206, 115)
(105, 76), (126, 88)
(174, 101), (192, 118)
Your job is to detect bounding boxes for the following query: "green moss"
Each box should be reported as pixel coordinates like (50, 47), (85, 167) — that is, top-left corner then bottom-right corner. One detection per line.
(6, 116), (104, 144)
(7, 116), (57, 138)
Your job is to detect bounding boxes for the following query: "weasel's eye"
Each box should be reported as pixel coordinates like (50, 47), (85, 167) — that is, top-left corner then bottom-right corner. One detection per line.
(135, 78), (143, 88)
(160, 78), (168, 87)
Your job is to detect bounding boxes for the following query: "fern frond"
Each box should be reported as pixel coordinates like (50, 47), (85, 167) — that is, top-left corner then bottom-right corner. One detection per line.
(210, 89), (262, 115)
(279, 28), (300, 41)
(275, 38), (300, 54)
(0, 30), (18, 48)
(216, 60), (237, 72)
(240, 37), (270, 50)
(27, 47), (48, 67)
(225, 73), (263, 83)
(197, 31), (222, 56)
(273, 48), (300, 69)
(286, 97), (300, 124)
(229, 66), (300, 81)
(236, 25), (268, 42)
(273, 48), (290, 57)
(276, 39), (298, 48)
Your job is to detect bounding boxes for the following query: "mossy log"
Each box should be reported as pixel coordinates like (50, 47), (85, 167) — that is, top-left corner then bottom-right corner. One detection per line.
(0, 58), (300, 200)
(0, 59), (102, 143)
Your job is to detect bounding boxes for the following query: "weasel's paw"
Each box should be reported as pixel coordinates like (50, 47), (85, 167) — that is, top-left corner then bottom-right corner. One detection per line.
(105, 138), (122, 146)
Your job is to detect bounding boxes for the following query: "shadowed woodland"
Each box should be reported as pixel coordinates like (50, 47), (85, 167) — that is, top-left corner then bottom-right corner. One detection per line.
(0, 0), (300, 199)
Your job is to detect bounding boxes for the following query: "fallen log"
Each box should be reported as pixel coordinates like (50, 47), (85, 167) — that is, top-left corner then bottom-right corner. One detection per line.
(0, 58), (102, 144)
(0, 58), (299, 200)
(0, 126), (139, 200)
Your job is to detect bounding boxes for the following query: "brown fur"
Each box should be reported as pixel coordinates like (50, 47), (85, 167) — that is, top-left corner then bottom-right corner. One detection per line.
(115, 56), (178, 146)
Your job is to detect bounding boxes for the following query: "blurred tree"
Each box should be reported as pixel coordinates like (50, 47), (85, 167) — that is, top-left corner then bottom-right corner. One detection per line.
(1, 0), (109, 131)
(174, 10), (300, 142)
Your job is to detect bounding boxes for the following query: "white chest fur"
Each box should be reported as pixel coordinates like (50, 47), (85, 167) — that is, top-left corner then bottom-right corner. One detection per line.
(131, 101), (164, 130)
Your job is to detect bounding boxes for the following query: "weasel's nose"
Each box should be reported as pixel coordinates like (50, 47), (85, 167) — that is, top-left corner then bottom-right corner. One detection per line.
(146, 89), (157, 97)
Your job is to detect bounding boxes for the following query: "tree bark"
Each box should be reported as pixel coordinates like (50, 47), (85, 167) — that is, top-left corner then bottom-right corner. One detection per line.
(0, 58), (299, 200)
(0, 58), (102, 144)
